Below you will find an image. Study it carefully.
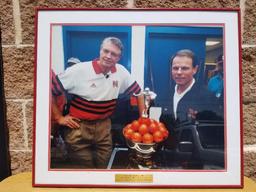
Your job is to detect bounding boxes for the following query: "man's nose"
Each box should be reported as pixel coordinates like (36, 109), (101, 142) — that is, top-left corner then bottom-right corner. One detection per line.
(106, 52), (112, 58)
(177, 67), (182, 73)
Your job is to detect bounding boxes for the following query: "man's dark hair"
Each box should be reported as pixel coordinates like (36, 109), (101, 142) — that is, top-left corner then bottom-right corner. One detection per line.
(170, 49), (198, 67)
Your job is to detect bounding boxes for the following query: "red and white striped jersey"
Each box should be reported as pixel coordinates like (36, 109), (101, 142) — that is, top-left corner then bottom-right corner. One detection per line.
(52, 60), (141, 120)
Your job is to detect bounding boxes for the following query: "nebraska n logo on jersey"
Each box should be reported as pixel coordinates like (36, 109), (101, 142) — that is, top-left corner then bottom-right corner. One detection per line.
(90, 83), (96, 88)
(112, 80), (118, 88)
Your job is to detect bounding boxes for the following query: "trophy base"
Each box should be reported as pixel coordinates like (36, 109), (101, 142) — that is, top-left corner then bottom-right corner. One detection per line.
(127, 152), (157, 169)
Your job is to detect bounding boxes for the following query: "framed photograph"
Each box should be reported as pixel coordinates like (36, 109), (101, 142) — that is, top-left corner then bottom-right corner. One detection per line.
(33, 8), (242, 188)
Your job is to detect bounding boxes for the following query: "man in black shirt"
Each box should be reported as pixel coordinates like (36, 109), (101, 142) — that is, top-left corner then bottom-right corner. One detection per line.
(160, 49), (223, 138)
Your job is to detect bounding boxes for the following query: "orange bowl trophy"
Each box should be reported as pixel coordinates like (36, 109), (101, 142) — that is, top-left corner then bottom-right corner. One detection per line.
(123, 88), (169, 169)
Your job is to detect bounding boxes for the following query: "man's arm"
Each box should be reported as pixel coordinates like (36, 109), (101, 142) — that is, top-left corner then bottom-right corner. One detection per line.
(52, 95), (80, 129)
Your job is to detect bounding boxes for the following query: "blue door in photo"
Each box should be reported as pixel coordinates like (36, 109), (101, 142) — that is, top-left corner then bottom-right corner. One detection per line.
(62, 26), (131, 71)
(144, 26), (223, 107)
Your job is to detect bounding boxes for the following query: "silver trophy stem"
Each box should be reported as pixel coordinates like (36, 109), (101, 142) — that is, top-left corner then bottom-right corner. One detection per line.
(134, 87), (157, 118)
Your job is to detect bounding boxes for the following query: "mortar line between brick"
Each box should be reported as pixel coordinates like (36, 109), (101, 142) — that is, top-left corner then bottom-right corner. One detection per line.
(240, 0), (246, 37)
(244, 144), (256, 152)
(6, 98), (33, 102)
(242, 44), (256, 48)
(22, 101), (29, 150)
(126, 0), (135, 8)
(12, 0), (23, 45)
(2, 44), (34, 48)
(10, 149), (32, 152)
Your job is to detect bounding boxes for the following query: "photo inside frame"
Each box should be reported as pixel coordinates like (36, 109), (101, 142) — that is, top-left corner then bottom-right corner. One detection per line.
(50, 24), (225, 171)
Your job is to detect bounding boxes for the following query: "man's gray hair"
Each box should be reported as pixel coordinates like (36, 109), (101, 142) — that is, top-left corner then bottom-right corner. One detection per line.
(100, 37), (123, 52)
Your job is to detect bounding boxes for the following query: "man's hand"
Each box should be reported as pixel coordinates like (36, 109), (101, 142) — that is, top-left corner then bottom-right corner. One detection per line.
(58, 115), (80, 129)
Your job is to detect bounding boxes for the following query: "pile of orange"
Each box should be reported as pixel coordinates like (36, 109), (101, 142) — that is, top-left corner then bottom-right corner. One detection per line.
(123, 117), (169, 144)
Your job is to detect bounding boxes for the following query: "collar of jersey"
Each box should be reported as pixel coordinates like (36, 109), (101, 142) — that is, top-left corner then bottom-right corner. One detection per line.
(92, 59), (117, 74)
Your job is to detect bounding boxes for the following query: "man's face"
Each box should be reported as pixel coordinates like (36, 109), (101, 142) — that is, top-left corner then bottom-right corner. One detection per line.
(99, 41), (121, 69)
(171, 56), (198, 88)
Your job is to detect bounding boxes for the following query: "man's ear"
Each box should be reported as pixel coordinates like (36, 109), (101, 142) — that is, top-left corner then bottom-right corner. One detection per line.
(116, 55), (121, 62)
(193, 65), (198, 75)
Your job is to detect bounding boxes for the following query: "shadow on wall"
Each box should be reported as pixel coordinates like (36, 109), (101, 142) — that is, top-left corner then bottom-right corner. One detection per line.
(0, 30), (11, 181)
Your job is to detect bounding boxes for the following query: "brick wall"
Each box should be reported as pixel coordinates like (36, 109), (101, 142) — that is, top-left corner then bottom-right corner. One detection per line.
(0, 0), (255, 180)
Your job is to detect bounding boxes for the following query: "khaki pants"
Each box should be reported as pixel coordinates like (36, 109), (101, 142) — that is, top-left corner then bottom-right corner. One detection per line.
(64, 118), (112, 169)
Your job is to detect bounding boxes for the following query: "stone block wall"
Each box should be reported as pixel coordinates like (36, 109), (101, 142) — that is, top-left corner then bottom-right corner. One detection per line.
(0, 0), (255, 181)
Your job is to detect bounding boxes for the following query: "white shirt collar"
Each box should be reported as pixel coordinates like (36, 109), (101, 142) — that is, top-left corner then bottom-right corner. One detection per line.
(175, 78), (195, 96)
(173, 78), (195, 119)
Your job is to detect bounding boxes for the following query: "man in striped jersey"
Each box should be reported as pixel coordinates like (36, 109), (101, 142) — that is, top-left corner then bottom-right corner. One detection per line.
(52, 37), (144, 168)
